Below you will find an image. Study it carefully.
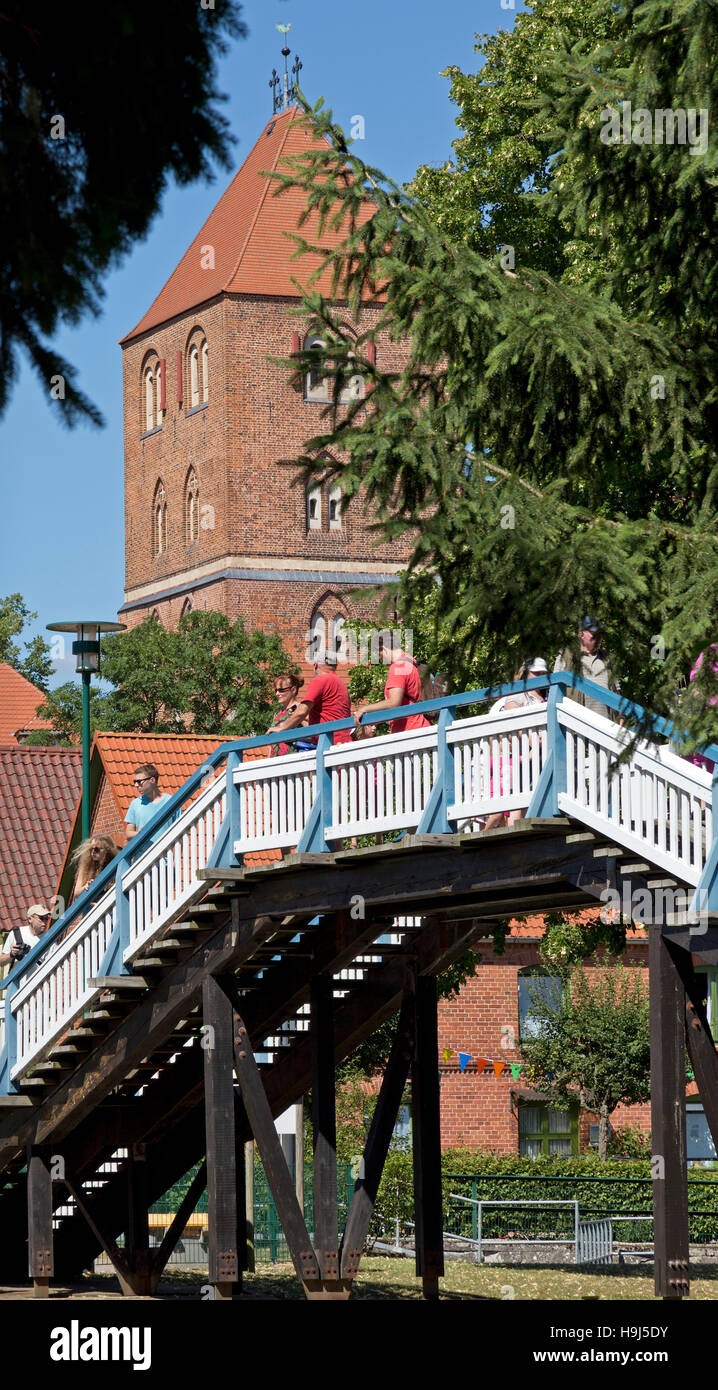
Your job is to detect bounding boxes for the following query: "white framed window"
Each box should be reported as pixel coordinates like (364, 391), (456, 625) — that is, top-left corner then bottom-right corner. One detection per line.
(153, 482), (167, 557)
(339, 352), (365, 403)
(185, 470), (199, 544)
(145, 367), (155, 431)
(155, 361), (162, 423)
(308, 613), (326, 663)
(307, 487), (322, 530)
(201, 340), (209, 403)
(330, 614), (346, 661)
(189, 345), (200, 408)
(328, 485), (343, 530)
(304, 333), (330, 402)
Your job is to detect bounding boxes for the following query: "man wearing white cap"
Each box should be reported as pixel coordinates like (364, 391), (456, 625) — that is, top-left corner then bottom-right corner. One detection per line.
(0, 905), (51, 972)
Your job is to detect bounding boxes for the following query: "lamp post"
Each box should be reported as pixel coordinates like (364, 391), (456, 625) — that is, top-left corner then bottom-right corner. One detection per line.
(47, 620), (126, 840)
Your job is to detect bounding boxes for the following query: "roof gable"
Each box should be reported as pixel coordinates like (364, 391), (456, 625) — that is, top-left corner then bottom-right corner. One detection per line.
(0, 663), (52, 744)
(0, 746), (82, 924)
(122, 108), (374, 343)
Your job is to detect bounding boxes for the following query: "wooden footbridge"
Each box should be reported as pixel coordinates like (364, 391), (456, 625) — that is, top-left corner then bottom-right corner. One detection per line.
(0, 673), (716, 1299)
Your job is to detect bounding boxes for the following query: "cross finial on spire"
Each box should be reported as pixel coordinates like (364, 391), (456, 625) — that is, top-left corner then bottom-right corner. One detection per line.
(270, 25), (303, 114)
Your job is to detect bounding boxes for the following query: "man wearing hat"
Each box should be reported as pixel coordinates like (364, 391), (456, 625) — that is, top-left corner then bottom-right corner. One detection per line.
(554, 617), (615, 718)
(0, 905), (51, 972)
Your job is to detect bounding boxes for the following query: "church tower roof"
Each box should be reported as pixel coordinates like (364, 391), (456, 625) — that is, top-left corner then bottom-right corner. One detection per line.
(122, 106), (369, 344)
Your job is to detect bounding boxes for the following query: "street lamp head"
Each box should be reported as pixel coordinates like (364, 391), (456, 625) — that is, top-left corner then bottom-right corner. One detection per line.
(47, 620), (126, 674)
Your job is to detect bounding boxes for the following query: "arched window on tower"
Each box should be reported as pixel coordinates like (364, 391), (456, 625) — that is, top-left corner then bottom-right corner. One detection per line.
(189, 345), (200, 409)
(338, 352), (365, 404)
(307, 486), (322, 531)
(328, 485), (343, 530)
(145, 366), (155, 431)
(304, 333), (330, 403)
(180, 597), (193, 619)
(185, 470), (199, 544)
(153, 481), (167, 557)
(330, 614), (346, 661)
(155, 361), (163, 425)
(201, 340), (209, 403)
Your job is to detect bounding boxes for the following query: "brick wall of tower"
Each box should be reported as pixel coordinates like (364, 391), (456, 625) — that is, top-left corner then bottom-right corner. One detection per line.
(436, 939), (652, 1153)
(121, 295), (413, 670)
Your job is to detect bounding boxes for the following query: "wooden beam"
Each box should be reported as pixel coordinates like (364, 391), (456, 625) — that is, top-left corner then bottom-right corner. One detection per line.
(410, 974), (444, 1300)
(203, 975), (239, 1297)
(231, 1004), (319, 1289)
(125, 1141), (151, 1294)
(62, 1171), (131, 1285)
(311, 974), (338, 1283)
(341, 990), (414, 1278)
(665, 942), (718, 1164)
(27, 1146), (53, 1296)
(649, 928), (690, 1299)
(151, 1160), (208, 1279)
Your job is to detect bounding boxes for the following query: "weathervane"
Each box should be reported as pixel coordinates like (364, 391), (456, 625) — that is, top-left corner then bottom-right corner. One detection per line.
(270, 24), (303, 114)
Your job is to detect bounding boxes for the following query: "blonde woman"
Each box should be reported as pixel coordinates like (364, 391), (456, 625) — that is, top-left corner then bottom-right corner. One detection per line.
(70, 834), (120, 906)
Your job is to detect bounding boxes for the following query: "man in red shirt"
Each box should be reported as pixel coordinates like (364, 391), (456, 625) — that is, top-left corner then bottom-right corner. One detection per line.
(270, 653), (352, 745)
(354, 652), (431, 735)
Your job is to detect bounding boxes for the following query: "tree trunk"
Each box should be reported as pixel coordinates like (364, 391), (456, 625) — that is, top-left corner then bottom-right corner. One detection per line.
(597, 1102), (611, 1161)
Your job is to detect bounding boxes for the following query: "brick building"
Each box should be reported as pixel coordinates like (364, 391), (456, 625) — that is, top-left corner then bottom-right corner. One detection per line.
(118, 104), (412, 676)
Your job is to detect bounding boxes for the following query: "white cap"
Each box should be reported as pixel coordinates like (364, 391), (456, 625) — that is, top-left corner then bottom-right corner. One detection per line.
(528, 658), (548, 674)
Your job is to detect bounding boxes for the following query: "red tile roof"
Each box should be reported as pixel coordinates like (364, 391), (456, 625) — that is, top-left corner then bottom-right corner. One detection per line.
(93, 732), (227, 820)
(0, 746), (82, 925)
(122, 107), (377, 342)
(507, 907), (648, 944)
(0, 663), (53, 744)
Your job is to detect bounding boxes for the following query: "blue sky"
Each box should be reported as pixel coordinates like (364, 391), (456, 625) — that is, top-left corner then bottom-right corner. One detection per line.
(0, 0), (521, 688)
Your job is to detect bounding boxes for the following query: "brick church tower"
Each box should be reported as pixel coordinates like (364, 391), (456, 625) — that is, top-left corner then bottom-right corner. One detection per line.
(118, 97), (411, 675)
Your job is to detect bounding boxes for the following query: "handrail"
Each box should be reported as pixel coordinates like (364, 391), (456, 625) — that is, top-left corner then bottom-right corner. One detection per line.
(2, 667), (714, 997)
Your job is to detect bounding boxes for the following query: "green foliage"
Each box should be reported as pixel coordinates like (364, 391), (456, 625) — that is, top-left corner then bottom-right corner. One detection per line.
(519, 960), (651, 1157)
(0, 593), (53, 691)
(35, 613), (296, 739)
(538, 911), (632, 971)
(273, 9), (718, 747)
(373, 1150), (718, 1243)
(0, 2), (246, 423)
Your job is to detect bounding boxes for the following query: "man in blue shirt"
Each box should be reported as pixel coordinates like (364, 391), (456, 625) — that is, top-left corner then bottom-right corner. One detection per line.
(125, 764), (179, 846)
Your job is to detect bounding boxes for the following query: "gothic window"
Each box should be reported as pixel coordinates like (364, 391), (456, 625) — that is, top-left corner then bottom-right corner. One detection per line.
(307, 486), (321, 531)
(308, 611), (326, 663)
(338, 352), (365, 404)
(328, 485), (343, 530)
(185, 470), (199, 544)
(153, 481), (167, 557)
(201, 340), (209, 403)
(304, 333), (330, 403)
(145, 366), (155, 431)
(155, 361), (163, 423)
(330, 614), (346, 660)
(180, 597), (193, 619)
(189, 345), (200, 408)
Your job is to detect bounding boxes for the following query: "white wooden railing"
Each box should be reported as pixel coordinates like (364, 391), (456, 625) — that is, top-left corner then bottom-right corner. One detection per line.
(1, 678), (715, 1089)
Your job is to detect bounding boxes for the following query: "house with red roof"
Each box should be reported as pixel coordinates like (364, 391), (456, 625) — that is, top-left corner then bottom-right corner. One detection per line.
(0, 744), (81, 932)
(0, 663), (54, 744)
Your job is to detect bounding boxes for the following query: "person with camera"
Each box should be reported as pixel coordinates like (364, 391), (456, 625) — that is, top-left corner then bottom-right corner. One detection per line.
(0, 905), (51, 972)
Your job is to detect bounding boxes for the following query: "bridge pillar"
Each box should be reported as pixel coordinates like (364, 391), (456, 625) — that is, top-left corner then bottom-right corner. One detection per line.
(27, 1145), (53, 1298)
(649, 928), (690, 1299)
(311, 975), (338, 1287)
(119, 1142), (156, 1297)
(203, 975), (240, 1300)
(410, 974), (444, 1300)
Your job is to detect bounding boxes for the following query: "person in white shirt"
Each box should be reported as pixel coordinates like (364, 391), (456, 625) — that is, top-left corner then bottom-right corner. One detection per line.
(0, 905), (51, 971)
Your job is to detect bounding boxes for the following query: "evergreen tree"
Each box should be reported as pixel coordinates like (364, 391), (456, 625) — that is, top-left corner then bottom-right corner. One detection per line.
(0, 1), (245, 424)
(276, 1), (718, 749)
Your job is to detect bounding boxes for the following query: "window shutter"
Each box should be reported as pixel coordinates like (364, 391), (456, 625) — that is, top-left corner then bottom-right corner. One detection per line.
(160, 359), (167, 412)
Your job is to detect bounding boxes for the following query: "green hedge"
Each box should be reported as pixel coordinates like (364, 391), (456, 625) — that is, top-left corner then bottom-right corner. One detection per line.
(373, 1150), (718, 1244)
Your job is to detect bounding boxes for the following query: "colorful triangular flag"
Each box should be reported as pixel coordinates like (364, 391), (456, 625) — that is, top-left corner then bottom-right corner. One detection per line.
(443, 1047), (455, 1063)
(475, 1056), (488, 1073)
(493, 1060), (505, 1078)
(510, 1063), (522, 1080)
(459, 1052), (471, 1073)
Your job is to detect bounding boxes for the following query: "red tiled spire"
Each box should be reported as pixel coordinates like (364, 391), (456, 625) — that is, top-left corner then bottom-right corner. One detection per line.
(121, 107), (375, 343)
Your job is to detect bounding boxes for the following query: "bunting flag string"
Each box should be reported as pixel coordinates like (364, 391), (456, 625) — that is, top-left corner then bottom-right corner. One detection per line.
(440, 1045), (524, 1080)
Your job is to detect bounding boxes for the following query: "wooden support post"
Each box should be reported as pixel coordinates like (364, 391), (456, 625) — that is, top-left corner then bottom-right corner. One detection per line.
(203, 975), (239, 1300)
(311, 974), (338, 1288)
(666, 940), (718, 1160)
(234, 1101), (247, 1294)
(341, 991), (414, 1279)
(125, 1141), (152, 1294)
(649, 928), (690, 1299)
(244, 1140), (255, 1273)
(231, 1005), (321, 1294)
(411, 974), (444, 1300)
(27, 1146), (53, 1298)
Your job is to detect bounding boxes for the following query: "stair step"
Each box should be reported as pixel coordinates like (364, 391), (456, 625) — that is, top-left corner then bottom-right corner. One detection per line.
(87, 977), (149, 991)
(131, 957), (164, 969)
